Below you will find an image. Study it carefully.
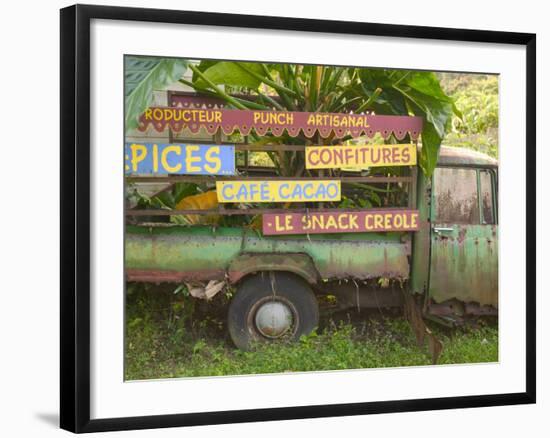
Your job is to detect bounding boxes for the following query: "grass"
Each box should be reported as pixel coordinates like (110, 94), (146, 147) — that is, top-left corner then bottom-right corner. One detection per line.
(125, 284), (498, 380)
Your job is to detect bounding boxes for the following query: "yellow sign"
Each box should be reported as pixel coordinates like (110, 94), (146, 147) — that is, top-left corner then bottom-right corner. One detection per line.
(305, 144), (416, 170)
(216, 180), (341, 203)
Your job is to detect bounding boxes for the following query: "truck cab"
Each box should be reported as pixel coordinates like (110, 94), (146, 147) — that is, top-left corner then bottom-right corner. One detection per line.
(411, 146), (498, 319)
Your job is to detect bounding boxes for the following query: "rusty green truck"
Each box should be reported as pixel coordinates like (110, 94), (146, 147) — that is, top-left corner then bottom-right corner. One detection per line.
(126, 146), (498, 350)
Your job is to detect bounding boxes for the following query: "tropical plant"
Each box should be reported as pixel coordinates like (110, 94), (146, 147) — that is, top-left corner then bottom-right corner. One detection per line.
(179, 61), (459, 177)
(125, 56), (188, 132)
(125, 59), (460, 222)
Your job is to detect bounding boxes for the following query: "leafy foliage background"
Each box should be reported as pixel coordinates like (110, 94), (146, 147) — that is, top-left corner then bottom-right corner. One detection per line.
(439, 73), (499, 158)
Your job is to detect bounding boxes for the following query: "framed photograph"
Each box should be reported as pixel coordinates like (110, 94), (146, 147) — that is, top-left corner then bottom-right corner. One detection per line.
(60, 4), (536, 433)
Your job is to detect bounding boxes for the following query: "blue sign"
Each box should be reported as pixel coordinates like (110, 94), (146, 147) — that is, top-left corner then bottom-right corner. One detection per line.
(125, 143), (236, 175)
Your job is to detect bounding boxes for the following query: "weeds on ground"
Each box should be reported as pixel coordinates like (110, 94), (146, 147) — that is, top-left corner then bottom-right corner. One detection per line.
(125, 284), (498, 380)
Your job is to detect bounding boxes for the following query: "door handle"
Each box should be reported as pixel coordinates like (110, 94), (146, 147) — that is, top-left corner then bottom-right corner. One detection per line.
(433, 226), (454, 233)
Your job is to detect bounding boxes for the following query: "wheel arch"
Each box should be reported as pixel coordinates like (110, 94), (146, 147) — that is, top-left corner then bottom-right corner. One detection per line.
(227, 253), (320, 286)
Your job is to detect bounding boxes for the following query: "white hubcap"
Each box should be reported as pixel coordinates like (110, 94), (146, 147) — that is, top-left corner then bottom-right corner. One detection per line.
(254, 301), (293, 338)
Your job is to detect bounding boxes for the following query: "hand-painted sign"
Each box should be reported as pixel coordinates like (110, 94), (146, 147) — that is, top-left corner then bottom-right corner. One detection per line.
(305, 144), (416, 170)
(138, 107), (423, 140)
(216, 180), (341, 203)
(125, 143), (235, 175)
(262, 209), (419, 235)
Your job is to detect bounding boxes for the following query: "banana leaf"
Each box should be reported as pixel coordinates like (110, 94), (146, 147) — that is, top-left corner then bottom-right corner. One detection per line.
(125, 56), (188, 132)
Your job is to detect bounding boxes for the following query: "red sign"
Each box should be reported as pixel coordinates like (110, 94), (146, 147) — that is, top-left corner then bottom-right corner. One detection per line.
(262, 209), (420, 235)
(138, 107), (423, 140)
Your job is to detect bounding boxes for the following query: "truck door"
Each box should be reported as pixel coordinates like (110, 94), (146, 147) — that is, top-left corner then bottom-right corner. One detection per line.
(429, 167), (498, 307)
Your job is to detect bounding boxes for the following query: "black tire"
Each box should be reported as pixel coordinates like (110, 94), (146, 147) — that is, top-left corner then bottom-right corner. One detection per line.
(228, 272), (319, 350)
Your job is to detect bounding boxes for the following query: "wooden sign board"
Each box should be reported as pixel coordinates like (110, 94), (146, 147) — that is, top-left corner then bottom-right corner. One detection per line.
(305, 144), (416, 170)
(125, 143), (235, 175)
(140, 106), (423, 140)
(262, 209), (419, 235)
(216, 180), (341, 203)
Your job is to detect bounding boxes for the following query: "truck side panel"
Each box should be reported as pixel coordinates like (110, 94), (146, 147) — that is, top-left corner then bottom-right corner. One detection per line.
(125, 225), (410, 283)
(429, 224), (498, 306)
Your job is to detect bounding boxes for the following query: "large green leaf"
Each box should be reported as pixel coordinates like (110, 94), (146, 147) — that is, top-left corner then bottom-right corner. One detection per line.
(407, 72), (453, 103)
(408, 72), (462, 118)
(191, 59), (219, 83)
(418, 121), (442, 177)
(395, 86), (452, 176)
(125, 56), (188, 132)
(399, 87), (453, 138)
(194, 61), (266, 89)
(358, 68), (396, 89)
(342, 68), (456, 176)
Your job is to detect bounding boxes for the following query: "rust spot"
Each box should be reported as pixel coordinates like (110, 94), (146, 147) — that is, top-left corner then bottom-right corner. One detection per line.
(126, 268), (225, 283)
(227, 253), (319, 285)
(457, 227), (467, 244)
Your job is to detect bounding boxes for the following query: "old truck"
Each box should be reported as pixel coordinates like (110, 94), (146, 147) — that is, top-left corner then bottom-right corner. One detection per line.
(126, 145), (498, 351)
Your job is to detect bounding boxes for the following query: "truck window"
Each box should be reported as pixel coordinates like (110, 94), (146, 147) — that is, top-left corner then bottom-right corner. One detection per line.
(479, 170), (495, 224)
(434, 168), (479, 224)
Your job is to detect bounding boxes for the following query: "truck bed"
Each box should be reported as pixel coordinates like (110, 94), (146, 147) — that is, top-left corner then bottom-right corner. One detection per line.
(125, 225), (411, 283)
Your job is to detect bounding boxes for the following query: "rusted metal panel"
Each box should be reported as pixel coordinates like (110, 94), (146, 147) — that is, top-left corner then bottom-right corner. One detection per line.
(240, 231), (410, 280)
(327, 282), (404, 309)
(427, 299), (497, 316)
(227, 253), (319, 284)
(436, 146), (498, 168)
(409, 172), (432, 295)
(125, 225), (410, 283)
(429, 224), (498, 306)
(126, 268), (225, 282)
(125, 226), (243, 277)
(410, 154), (499, 308)
(429, 165), (498, 306)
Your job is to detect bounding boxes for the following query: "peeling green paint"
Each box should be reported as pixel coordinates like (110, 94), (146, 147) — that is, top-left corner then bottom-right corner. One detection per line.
(125, 225), (410, 282)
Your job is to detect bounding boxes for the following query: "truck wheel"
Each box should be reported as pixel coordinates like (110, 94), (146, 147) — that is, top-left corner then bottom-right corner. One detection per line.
(228, 272), (319, 350)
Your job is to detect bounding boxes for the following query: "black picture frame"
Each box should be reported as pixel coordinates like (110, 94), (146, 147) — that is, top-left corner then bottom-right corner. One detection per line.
(60, 4), (536, 433)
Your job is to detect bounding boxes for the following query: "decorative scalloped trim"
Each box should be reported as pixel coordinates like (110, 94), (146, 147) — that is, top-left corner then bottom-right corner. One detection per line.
(138, 121), (421, 140)
(137, 108), (422, 140)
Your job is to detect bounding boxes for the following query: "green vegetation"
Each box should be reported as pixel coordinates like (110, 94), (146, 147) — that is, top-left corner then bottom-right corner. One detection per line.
(439, 73), (499, 158)
(125, 56), (459, 177)
(185, 61), (457, 178)
(125, 285), (498, 380)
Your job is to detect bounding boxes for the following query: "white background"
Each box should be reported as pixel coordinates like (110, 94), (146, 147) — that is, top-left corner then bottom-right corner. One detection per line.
(0, 0), (547, 436)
